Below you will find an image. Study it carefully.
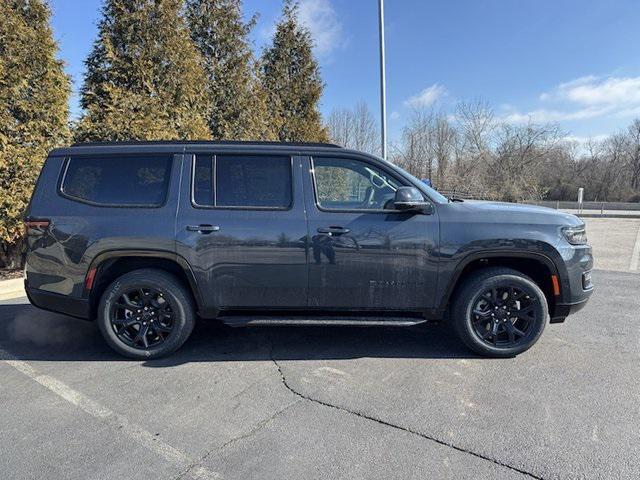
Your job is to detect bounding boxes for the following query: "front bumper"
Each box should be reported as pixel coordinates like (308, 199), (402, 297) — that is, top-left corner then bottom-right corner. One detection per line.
(550, 295), (591, 323)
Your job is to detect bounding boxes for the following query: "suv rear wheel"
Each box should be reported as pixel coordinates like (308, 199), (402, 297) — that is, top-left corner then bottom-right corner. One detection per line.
(452, 267), (548, 357)
(97, 269), (195, 359)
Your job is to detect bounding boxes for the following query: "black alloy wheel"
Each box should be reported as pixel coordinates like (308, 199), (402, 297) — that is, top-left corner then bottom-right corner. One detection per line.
(452, 267), (548, 357)
(470, 285), (536, 348)
(98, 269), (195, 359)
(110, 287), (174, 349)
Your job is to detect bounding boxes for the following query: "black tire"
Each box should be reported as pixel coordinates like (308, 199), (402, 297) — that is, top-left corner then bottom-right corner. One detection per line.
(452, 267), (548, 357)
(97, 269), (195, 359)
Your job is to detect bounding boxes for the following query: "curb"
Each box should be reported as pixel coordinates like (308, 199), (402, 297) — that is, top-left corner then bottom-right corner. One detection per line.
(576, 213), (640, 219)
(0, 277), (25, 301)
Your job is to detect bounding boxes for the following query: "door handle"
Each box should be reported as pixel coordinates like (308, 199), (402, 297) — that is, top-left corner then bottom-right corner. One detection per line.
(186, 224), (220, 233)
(317, 226), (350, 236)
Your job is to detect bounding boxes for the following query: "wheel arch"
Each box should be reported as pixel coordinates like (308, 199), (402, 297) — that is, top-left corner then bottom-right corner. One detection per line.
(438, 250), (566, 321)
(85, 250), (205, 320)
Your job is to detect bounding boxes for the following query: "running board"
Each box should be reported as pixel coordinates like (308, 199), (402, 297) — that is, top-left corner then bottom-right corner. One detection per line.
(220, 316), (428, 328)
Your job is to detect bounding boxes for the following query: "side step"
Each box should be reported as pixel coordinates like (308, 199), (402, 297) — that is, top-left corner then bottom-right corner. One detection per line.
(219, 316), (428, 328)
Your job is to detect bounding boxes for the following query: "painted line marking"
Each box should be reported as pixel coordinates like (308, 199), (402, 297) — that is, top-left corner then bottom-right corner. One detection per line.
(630, 222), (640, 272)
(0, 347), (220, 480)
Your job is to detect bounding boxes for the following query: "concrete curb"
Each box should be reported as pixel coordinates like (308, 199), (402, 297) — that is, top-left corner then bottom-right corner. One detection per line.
(577, 213), (640, 219)
(0, 277), (25, 301)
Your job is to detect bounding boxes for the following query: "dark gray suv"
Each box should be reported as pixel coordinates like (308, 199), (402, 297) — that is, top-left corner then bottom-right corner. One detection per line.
(24, 141), (593, 359)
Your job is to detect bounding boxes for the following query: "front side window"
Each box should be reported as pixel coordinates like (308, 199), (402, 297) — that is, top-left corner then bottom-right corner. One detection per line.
(193, 155), (292, 209)
(62, 155), (172, 206)
(312, 157), (405, 211)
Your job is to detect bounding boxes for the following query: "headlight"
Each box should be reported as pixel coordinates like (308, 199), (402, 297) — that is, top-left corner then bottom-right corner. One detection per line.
(562, 226), (588, 245)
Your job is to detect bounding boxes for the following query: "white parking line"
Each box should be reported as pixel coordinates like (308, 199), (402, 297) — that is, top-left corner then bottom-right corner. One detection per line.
(0, 347), (220, 480)
(630, 223), (640, 272)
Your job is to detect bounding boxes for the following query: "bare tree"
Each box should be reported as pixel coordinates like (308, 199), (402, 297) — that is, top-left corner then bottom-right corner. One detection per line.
(327, 101), (379, 155)
(490, 121), (564, 201)
(392, 108), (435, 179)
(338, 95), (640, 203)
(626, 119), (640, 192)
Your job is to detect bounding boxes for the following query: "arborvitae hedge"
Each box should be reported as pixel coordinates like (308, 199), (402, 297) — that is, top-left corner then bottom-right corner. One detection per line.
(186, 0), (275, 141)
(262, 0), (328, 143)
(0, 0), (70, 268)
(75, 0), (210, 141)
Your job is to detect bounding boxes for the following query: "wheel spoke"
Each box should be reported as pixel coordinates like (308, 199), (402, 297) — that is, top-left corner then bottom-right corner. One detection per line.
(490, 288), (499, 305)
(135, 325), (150, 348)
(514, 305), (534, 320)
(112, 317), (139, 328)
(118, 293), (140, 310)
(153, 322), (171, 334)
(504, 321), (516, 343)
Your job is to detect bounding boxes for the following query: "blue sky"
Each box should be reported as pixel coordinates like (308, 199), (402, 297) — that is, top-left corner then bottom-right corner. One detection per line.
(49, 0), (640, 143)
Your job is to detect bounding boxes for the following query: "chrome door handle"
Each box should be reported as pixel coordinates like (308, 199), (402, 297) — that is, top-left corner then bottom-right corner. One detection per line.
(186, 224), (220, 233)
(317, 226), (350, 236)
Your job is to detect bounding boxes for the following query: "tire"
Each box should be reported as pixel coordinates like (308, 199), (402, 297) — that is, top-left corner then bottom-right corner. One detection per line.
(97, 269), (195, 359)
(451, 267), (548, 357)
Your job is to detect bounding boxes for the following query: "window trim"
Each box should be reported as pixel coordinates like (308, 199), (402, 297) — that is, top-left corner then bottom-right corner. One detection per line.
(310, 155), (423, 214)
(58, 154), (173, 208)
(190, 154), (295, 211)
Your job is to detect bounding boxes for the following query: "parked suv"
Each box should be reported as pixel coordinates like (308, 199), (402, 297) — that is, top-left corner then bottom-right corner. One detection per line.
(24, 141), (593, 359)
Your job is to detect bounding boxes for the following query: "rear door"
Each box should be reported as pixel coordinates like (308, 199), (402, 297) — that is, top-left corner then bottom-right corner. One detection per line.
(303, 154), (439, 311)
(176, 152), (308, 313)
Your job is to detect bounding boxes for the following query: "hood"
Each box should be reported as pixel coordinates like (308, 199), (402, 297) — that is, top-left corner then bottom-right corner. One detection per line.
(456, 200), (583, 226)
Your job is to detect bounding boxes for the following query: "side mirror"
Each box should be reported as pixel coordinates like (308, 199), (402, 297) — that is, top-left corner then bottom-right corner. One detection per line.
(393, 187), (433, 214)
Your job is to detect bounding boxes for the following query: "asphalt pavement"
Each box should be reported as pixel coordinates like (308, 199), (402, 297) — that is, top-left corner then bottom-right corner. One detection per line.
(1, 268), (638, 480)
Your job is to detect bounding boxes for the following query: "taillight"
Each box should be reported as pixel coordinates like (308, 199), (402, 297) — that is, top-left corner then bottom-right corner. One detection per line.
(24, 219), (50, 229)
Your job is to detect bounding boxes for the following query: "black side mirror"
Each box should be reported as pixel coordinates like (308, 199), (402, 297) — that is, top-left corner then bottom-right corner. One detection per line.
(393, 187), (432, 214)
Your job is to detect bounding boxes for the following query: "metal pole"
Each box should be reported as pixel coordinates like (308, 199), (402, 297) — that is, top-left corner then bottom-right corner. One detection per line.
(378, 0), (387, 159)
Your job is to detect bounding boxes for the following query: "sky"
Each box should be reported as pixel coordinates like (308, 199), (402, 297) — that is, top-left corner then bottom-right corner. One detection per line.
(48, 0), (640, 144)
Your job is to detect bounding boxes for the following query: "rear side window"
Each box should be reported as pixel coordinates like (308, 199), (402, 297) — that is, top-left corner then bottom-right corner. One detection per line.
(193, 155), (292, 209)
(61, 155), (172, 207)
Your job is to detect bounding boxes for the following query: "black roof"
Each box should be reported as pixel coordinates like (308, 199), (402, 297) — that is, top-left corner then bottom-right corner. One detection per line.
(71, 140), (342, 148)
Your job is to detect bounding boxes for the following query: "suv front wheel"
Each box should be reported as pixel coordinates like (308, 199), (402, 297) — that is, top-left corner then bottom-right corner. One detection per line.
(97, 269), (196, 359)
(452, 267), (548, 357)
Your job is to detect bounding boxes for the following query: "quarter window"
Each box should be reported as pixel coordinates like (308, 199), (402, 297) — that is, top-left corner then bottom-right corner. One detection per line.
(62, 155), (172, 206)
(193, 155), (292, 209)
(312, 157), (404, 211)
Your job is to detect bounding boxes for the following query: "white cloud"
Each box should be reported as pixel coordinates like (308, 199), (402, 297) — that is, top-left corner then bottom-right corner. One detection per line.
(505, 75), (640, 124)
(562, 134), (609, 145)
(500, 106), (610, 124)
(390, 111), (400, 121)
(298, 0), (345, 57)
(404, 84), (447, 108)
(542, 75), (640, 106)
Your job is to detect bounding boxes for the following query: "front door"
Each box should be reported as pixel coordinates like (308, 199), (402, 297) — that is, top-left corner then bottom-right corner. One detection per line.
(176, 153), (308, 313)
(304, 155), (439, 311)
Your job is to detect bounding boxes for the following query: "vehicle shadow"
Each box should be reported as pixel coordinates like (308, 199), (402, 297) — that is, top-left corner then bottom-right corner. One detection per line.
(0, 302), (481, 365)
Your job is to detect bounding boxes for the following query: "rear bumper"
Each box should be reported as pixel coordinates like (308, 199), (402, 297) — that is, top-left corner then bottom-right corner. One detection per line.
(26, 285), (91, 320)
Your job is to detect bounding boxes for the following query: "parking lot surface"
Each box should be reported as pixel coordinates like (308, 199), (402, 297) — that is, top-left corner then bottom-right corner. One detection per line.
(1, 267), (639, 480)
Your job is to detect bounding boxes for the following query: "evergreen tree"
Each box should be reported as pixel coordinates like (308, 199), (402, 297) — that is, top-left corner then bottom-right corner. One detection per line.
(262, 0), (328, 142)
(186, 0), (274, 140)
(75, 0), (210, 141)
(0, 0), (70, 267)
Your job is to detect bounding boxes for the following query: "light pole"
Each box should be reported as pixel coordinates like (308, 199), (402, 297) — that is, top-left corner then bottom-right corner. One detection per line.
(378, 0), (387, 159)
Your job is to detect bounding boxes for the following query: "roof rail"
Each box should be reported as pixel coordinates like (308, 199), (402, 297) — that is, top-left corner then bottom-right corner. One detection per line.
(70, 140), (342, 148)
